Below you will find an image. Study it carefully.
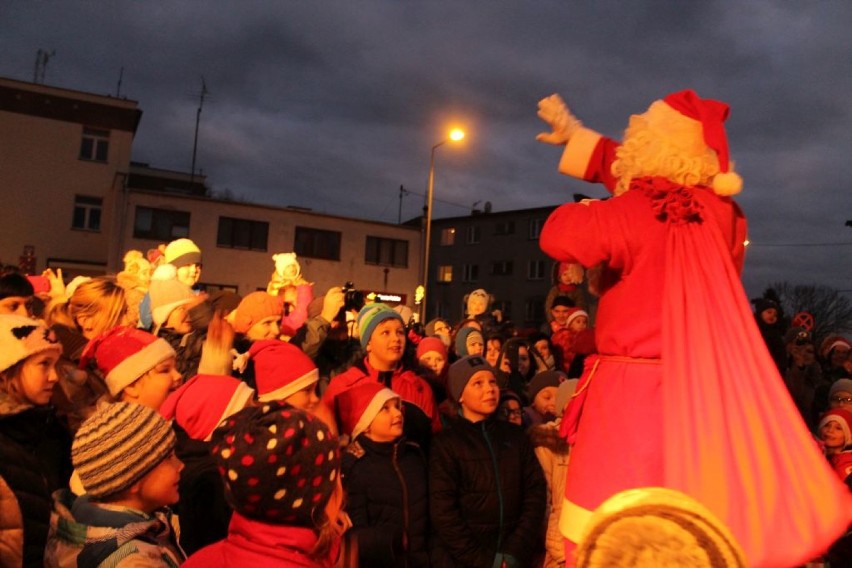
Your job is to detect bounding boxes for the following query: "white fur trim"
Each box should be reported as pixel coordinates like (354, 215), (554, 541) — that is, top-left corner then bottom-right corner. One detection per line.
(352, 388), (399, 440)
(559, 496), (593, 543)
(257, 368), (319, 403)
(558, 127), (603, 180)
(712, 171), (743, 196)
(204, 382), (255, 441)
(565, 310), (589, 329)
(105, 338), (176, 396)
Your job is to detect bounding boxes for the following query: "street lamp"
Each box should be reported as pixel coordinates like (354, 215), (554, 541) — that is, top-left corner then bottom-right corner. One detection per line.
(420, 128), (465, 321)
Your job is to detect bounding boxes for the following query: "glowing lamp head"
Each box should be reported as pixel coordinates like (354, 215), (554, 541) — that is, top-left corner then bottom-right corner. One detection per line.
(449, 128), (465, 142)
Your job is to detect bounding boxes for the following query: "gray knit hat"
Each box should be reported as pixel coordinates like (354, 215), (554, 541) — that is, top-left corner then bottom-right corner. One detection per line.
(72, 402), (176, 498)
(448, 355), (493, 402)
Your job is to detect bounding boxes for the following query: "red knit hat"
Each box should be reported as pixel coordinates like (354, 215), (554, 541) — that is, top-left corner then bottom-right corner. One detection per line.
(80, 327), (176, 397)
(249, 340), (319, 403)
(416, 336), (448, 361)
(662, 89), (742, 196)
(159, 374), (255, 441)
(335, 382), (399, 439)
(233, 292), (283, 334)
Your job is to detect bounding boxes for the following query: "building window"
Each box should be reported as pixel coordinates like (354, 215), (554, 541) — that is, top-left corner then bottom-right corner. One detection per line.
(71, 195), (102, 232)
(494, 300), (512, 320)
(437, 265), (453, 283)
(490, 260), (513, 276)
(525, 297), (545, 323)
(529, 218), (544, 240)
(528, 260), (546, 280)
(494, 220), (515, 235)
(133, 206), (190, 241)
(440, 228), (456, 246)
(217, 217), (269, 251)
(365, 236), (408, 268)
(79, 127), (109, 162)
(462, 264), (479, 283)
(466, 225), (481, 244)
(294, 226), (341, 261)
(436, 302), (451, 319)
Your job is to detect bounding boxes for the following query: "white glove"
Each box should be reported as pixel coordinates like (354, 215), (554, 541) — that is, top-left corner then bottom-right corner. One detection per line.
(536, 93), (582, 145)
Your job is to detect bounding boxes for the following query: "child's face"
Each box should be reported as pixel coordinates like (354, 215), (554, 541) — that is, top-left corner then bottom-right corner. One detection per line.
(366, 397), (404, 443)
(16, 350), (60, 406)
(499, 399), (523, 426)
(820, 420), (847, 451)
(176, 263), (201, 287)
(136, 451), (184, 512)
(467, 295), (487, 316)
(830, 390), (852, 412)
(465, 331), (484, 357)
(485, 339), (502, 367)
(284, 382), (320, 414)
(165, 304), (192, 335)
(551, 305), (571, 326)
(534, 339), (551, 361)
(533, 386), (558, 417)
(459, 370), (499, 422)
(419, 351), (446, 375)
(516, 346), (531, 377)
(0, 295), (32, 317)
(367, 319), (406, 370)
(568, 315), (589, 333)
(247, 315), (281, 341)
(130, 357), (181, 410)
(760, 308), (778, 325)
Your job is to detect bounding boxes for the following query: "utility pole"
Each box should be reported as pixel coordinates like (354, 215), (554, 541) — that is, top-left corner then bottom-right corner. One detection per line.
(398, 185), (407, 224)
(33, 49), (56, 84)
(190, 76), (208, 186)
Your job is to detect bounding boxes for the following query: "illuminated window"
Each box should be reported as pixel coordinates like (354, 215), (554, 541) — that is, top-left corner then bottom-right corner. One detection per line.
(440, 228), (456, 246)
(437, 265), (453, 283)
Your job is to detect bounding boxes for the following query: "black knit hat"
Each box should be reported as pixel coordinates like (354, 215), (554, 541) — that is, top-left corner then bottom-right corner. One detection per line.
(210, 401), (340, 526)
(448, 355), (493, 402)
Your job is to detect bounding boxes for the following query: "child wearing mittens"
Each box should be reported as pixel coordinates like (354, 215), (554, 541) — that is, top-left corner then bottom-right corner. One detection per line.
(338, 382), (430, 567)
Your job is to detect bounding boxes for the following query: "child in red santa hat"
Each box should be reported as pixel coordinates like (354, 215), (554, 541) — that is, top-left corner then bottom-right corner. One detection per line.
(337, 382), (430, 566)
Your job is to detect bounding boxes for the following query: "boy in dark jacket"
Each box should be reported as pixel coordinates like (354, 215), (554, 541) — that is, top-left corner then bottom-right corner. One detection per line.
(339, 382), (430, 567)
(430, 356), (546, 567)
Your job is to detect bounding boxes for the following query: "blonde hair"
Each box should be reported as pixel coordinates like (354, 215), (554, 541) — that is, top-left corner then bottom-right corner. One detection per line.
(611, 101), (722, 196)
(46, 277), (127, 339)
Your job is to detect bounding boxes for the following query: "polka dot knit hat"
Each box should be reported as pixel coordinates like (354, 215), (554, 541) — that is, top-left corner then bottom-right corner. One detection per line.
(210, 401), (340, 526)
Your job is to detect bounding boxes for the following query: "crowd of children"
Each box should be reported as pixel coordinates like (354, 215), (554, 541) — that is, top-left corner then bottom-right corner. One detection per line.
(0, 230), (850, 567)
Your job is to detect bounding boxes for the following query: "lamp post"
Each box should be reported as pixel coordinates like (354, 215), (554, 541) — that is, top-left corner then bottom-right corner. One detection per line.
(420, 128), (464, 322)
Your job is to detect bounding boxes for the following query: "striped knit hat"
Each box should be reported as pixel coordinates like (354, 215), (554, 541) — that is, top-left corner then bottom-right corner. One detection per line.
(72, 402), (176, 498)
(356, 303), (403, 349)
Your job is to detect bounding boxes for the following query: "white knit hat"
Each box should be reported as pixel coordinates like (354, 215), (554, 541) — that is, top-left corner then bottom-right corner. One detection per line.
(149, 264), (195, 327)
(0, 314), (62, 373)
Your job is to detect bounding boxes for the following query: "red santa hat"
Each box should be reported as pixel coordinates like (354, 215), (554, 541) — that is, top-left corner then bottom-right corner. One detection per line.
(335, 381), (400, 440)
(79, 327), (176, 397)
(662, 89), (742, 196)
(249, 340), (318, 403)
(565, 308), (589, 329)
(159, 374), (255, 441)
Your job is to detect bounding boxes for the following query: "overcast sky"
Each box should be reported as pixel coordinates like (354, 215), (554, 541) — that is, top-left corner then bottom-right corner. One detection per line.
(3, 1), (850, 298)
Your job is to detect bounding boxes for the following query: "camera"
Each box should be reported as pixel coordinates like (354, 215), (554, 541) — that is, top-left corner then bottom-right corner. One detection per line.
(341, 281), (365, 313)
(795, 330), (810, 346)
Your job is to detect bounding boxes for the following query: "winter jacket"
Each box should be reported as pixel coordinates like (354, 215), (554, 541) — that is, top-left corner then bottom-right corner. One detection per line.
(341, 436), (429, 567)
(50, 323), (109, 433)
(45, 490), (184, 567)
(429, 415), (546, 567)
(184, 512), (333, 568)
(529, 421), (570, 568)
(158, 327), (204, 381)
(0, 395), (71, 568)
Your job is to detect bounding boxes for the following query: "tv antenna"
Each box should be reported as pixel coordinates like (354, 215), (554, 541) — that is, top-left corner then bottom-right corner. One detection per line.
(33, 49), (56, 84)
(190, 76), (209, 186)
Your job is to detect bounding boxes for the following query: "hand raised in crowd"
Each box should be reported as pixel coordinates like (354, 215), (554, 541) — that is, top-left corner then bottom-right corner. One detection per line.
(42, 267), (66, 299)
(320, 286), (346, 324)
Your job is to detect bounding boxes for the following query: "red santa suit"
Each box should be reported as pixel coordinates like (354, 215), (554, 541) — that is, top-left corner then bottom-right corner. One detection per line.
(540, 91), (851, 567)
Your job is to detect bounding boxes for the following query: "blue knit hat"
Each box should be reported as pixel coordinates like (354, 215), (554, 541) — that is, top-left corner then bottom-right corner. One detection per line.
(454, 327), (483, 358)
(356, 303), (403, 349)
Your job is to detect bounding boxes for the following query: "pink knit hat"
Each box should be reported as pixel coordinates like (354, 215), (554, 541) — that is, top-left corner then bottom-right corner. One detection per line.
(159, 374), (255, 441)
(79, 327), (176, 397)
(233, 292), (283, 334)
(334, 382), (399, 439)
(249, 340), (319, 403)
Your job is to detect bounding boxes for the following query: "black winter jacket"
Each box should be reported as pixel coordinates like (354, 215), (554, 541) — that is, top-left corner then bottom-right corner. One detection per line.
(0, 402), (71, 567)
(341, 436), (430, 567)
(429, 415), (546, 567)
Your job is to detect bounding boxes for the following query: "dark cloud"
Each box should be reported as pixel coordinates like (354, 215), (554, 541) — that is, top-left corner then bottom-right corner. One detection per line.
(2, 1), (849, 296)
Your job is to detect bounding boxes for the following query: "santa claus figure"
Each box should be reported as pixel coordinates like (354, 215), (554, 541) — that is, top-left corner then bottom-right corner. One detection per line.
(536, 90), (851, 567)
